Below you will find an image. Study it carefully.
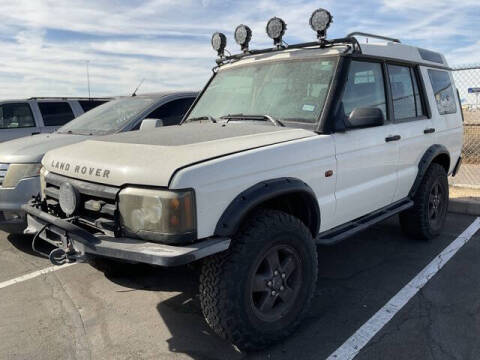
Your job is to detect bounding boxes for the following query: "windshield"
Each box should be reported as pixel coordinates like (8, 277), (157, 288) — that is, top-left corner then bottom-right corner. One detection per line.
(58, 97), (156, 135)
(187, 57), (337, 127)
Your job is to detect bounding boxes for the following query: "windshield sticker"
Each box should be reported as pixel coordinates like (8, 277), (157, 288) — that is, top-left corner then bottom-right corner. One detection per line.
(302, 104), (315, 112)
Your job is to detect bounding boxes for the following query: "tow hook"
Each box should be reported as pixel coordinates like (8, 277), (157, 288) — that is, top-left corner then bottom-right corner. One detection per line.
(31, 224), (82, 266)
(48, 248), (78, 266)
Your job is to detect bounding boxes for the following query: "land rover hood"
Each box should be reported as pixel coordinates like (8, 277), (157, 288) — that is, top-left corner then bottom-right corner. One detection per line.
(43, 123), (315, 187)
(0, 133), (87, 163)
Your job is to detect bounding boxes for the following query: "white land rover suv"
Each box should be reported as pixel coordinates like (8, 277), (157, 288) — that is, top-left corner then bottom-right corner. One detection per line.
(24, 9), (463, 350)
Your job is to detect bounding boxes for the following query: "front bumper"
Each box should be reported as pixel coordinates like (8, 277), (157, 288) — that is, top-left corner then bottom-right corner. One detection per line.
(22, 203), (230, 267)
(0, 177), (40, 233)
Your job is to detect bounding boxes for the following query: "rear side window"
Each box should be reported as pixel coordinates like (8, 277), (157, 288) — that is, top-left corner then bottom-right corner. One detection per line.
(38, 102), (75, 126)
(146, 98), (195, 126)
(387, 65), (425, 120)
(428, 69), (457, 115)
(0, 103), (35, 129)
(340, 61), (387, 125)
(79, 100), (108, 112)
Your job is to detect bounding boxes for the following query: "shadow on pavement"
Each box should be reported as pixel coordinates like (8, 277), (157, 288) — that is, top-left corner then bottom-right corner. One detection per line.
(6, 233), (53, 259)
(94, 260), (243, 359)
(80, 214), (477, 360)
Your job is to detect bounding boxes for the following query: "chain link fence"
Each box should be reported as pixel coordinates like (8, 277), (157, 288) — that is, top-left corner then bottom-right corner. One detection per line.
(449, 65), (480, 189)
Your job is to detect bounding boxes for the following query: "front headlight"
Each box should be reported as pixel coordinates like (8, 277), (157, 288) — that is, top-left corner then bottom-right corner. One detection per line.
(39, 167), (48, 200)
(2, 163), (42, 188)
(119, 187), (196, 244)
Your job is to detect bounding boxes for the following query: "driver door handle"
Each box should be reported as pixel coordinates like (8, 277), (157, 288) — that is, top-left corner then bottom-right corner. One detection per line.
(385, 135), (401, 142)
(424, 128), (435, 134)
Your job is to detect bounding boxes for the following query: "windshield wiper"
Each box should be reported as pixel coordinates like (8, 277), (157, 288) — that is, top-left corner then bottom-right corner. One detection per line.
(186, 115), (217, 123)
(220, 114), (284, 127)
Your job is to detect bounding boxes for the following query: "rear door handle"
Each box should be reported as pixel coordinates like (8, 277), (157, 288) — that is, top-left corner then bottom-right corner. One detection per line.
(424, 128), (435, 134)
(31, 132), (40, 135)
(385, 135), (401, 142)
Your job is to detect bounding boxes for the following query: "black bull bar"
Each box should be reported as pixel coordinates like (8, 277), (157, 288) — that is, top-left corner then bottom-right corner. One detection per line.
(22, 203), (231, 267)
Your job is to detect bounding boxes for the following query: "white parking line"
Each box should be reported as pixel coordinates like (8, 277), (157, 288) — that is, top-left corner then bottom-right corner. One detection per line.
(0, 263), (76, 290)
(327, 217), (480, 360)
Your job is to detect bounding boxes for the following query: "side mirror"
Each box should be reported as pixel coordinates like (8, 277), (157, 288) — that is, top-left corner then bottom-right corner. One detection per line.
(347, 107), (384, 129)
(139, 118), (164, 131)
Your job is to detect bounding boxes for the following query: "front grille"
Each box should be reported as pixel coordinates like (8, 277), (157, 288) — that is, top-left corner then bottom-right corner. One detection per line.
(0, 163), (8, 187)
(44, 172), (120, 236)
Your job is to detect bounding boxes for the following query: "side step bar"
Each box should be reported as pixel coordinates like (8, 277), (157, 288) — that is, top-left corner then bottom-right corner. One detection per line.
(316, 199), (414, 246)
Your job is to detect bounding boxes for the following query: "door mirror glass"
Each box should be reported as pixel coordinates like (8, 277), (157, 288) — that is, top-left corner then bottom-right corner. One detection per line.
(347, 107), (384, 129)
(139, 118), (163, 131)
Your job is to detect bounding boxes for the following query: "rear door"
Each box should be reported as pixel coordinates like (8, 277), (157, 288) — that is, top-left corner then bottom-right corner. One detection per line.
(0, 102), (39, 142)
(386, 64), (435, 201)
(36, 101), (76, 133)
(332, 60), (398, 227)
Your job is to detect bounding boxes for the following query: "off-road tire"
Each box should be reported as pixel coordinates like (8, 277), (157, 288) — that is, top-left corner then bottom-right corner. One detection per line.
(400, 163), (449, 240)
(199, 209), (318, 351)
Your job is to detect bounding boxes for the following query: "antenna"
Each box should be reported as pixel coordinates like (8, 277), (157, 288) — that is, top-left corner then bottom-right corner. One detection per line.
(86, 60), (91, 99)
(132, 79), (145, 97)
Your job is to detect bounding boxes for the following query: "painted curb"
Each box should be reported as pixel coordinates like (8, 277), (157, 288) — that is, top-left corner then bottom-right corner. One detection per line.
(449, 199), (480, 216)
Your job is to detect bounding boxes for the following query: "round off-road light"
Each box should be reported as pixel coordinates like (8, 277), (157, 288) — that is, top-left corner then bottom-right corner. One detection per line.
(211, 32), (227, 55)
(59, 182), (80, 216)
(266, 17), (286, 42)
(234, 24), (252, 51)
(310, 9), (332, 37)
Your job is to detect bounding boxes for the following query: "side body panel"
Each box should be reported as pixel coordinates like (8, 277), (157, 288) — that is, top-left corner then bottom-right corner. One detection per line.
(170, 135), (337, 239)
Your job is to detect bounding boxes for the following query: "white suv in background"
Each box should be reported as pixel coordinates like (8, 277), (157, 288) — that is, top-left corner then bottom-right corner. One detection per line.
(0, 97), (110, 142)
(23, 9), (463, 351)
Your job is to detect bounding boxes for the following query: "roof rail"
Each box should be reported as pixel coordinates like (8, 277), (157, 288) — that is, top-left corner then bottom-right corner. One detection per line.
(347, 32), (400, 43)
(218, 36), (361, 65)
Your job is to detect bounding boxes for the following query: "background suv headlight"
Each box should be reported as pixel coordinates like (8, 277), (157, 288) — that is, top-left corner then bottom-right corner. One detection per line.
(2, 163), (42, 188)
(119, 187), (196, 244)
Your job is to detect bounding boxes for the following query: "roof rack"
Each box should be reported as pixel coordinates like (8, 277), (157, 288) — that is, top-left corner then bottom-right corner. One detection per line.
(347, 32), (400, 43)
(219, 36), (361, 65)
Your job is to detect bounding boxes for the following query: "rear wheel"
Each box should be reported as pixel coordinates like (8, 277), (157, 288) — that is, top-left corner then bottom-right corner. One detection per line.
(400, 163), (449, 240)
(199, 209), (318, 350)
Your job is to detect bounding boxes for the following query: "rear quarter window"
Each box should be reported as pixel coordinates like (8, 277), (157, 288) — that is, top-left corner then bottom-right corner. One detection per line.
(38, 102), (75, 126)
(79, 100), (108, 112)
(428, 69), (457, 115)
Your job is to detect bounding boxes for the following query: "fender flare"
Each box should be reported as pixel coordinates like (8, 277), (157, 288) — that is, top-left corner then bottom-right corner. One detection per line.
(214, 177), (320, 237)
(409, 144), (450, 198)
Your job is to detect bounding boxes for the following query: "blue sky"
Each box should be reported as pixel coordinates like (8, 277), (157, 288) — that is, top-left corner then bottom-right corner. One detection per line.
(0, 0), (479, 99)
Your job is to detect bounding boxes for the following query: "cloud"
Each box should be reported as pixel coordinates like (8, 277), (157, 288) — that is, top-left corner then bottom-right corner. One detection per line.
(0, 0), (479, 99)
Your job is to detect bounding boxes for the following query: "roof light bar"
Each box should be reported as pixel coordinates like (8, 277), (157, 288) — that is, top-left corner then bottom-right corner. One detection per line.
(234, 24), (252, 53)
(211, 32), (227, 57)
(310, 8), (332, 41)
(266, 17), (287, 48)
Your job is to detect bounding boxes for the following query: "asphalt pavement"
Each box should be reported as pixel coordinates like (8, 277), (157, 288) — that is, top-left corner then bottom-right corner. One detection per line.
(0, 213), (479, 360)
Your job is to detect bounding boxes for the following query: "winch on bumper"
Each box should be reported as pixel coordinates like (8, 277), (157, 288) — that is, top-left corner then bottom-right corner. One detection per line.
(22, 201), (230, 267)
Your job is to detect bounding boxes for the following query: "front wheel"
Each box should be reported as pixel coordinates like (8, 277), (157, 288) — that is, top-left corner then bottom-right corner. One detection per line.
(199, 209), (318, 350)
(400, 163), (449, 240)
